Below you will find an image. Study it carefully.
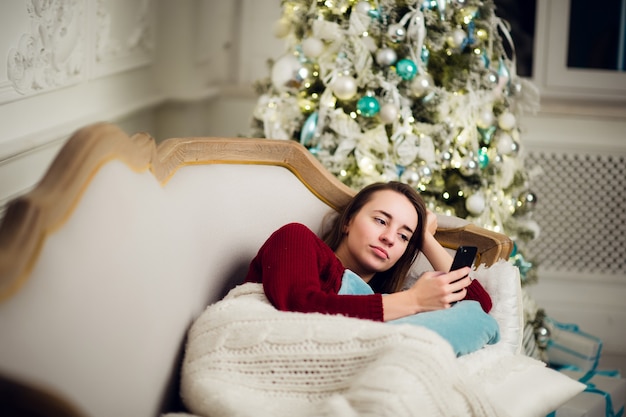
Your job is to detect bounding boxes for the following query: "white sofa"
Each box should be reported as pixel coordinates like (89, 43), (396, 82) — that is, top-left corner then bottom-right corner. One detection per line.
(0, 123), (583, 416)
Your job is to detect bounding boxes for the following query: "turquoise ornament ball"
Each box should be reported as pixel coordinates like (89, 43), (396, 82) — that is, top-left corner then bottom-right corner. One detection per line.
(478, 147), (489, 168)
(395, 58), (417, 80)
(357, 95), (380, 117)
(300, 112), (318, 146)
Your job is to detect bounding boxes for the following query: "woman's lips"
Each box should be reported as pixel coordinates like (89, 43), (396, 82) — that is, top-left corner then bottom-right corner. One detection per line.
(371, 246), (389, 259)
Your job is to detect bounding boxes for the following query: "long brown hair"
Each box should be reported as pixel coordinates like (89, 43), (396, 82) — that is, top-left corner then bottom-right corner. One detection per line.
(322, 181), (427, 294)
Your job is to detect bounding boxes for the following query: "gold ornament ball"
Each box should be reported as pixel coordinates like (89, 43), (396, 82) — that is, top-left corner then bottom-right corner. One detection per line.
(298, 97), (316, 113)
(476, 28), (488, 41)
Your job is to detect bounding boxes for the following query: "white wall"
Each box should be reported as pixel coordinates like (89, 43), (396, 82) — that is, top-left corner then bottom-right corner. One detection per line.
(522, 112), (626, 356)
(1, 0), (624, 358)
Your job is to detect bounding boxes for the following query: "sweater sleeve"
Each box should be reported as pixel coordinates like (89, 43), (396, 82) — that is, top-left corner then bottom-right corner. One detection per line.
(464, 279), (493, 313)
(245, 223), (384, 321)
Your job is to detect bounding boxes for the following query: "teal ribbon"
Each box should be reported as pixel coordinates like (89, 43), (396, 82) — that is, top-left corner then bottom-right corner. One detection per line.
(585, 383), (617, 417)
(548, 367), (624, 417)
(546, 318), (603, 372)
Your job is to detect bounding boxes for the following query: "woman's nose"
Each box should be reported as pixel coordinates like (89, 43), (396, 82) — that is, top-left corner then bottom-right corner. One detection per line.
(380, 231), (395, 246)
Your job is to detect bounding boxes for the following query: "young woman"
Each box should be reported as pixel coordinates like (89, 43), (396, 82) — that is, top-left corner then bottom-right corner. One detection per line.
(245, 181), (492, 324)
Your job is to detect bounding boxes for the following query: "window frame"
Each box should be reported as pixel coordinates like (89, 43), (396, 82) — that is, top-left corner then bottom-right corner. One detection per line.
(532, 0), (626, 102)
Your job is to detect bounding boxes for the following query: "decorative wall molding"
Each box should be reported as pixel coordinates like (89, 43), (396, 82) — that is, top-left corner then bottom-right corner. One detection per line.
(1, 0), (156, 104)
(3, 0), (85, 101)
(94, 0), (155, 76)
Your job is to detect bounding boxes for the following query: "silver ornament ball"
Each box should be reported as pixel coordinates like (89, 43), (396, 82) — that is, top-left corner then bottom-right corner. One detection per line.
(379, 102), (399, 124)
(376, 48), (398, 67)
(460, 157), (479, 176)
(484, 69), (499, 86)
(534, 326), (551, 349)
(418, 165), (433, 185)
(441, 150), (453, 168)
(410, 73), (434, 97)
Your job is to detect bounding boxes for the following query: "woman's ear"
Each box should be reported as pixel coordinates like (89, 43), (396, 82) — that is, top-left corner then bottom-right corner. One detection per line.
(342, 219), (351, 235)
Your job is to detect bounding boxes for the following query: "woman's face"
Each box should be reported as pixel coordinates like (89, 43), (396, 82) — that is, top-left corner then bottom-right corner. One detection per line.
(334, 189), (418, 281)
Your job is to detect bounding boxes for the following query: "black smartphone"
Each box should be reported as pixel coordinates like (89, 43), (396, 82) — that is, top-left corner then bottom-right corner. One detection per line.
(450, 246), (477, 293)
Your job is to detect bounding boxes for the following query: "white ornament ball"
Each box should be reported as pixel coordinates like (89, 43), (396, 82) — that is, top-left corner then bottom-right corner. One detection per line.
(302, 37), (324, 58)
(477, 109), (495, 129)
(496, 132), (515, 155)
(498, 111), (517, 130)
(379, 102), (399, 124)
(273, 19), (290, 38)
(331, 75), (358, 100)
(355, 1), (372, 14)
(271, 54), (303, 92)
(466, 192), (486, 215)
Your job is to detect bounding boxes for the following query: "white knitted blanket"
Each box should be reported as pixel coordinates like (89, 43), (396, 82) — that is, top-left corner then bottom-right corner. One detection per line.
(180, 282), (507, 417)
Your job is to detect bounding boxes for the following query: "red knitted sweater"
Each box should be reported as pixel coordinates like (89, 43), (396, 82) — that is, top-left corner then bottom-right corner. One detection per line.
(245, 223), (492, 321)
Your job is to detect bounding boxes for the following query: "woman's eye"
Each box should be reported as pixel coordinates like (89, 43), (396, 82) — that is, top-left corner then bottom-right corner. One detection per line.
(399, 233), (409, 242)
(375, 217), (386, 225)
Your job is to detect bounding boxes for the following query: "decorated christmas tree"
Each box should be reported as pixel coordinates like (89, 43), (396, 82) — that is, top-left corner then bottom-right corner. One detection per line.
(250, 0), (545, 358)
